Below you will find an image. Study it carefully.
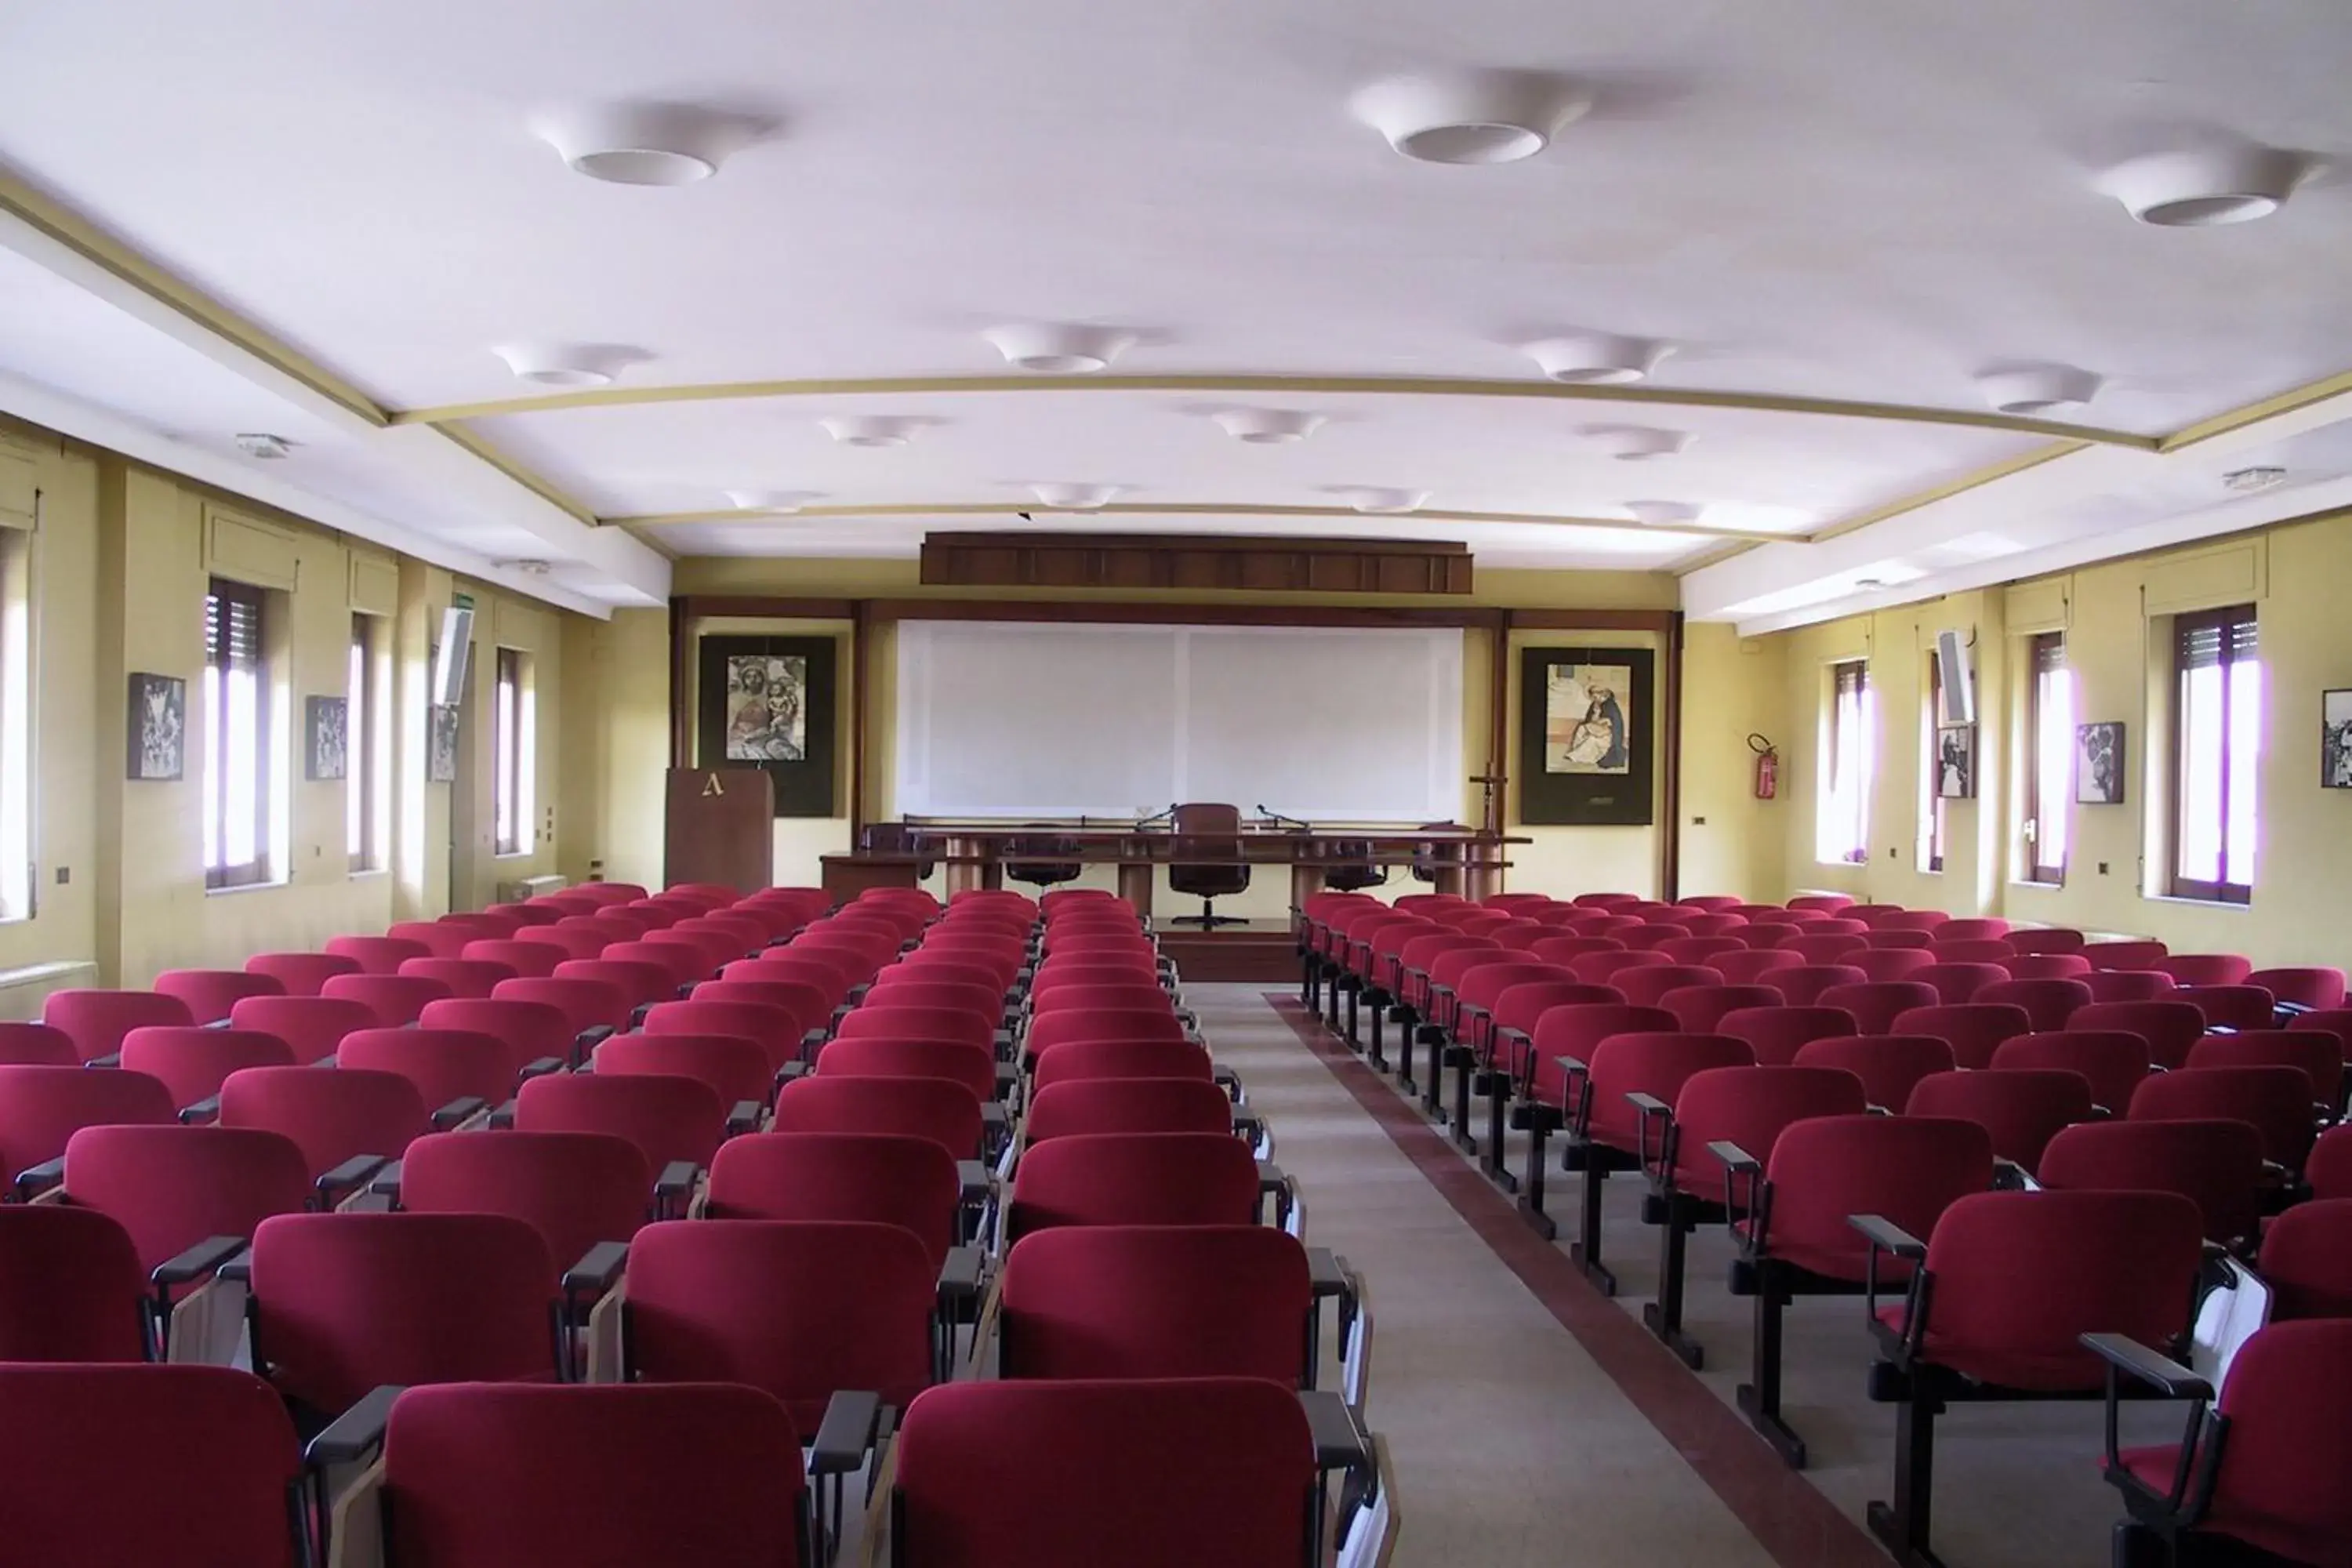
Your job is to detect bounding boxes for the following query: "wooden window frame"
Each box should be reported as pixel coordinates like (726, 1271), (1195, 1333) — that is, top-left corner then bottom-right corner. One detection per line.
(2169, 606), (2257, 905)
(2024, 631), (2070, 886)
(203, 578), (272, 891)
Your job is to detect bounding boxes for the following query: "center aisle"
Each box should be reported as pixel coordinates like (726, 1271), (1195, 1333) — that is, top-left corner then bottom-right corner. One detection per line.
(1187, 984), (1784, 1568)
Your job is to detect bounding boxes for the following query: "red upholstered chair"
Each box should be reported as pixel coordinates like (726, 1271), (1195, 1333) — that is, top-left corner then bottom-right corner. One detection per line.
(889, 1378), (1316, 1568)
(2313, 1127), (2352, 1200)
(1023, 1077), (1232, 1146)
(1816, 981), (1939, 1036)
(2094, 1319), (2352, 1568)
(228, 994), (374, 1065)
(246, 1210), (559, 1418)
(771, 1075), (985, 1163)
(1972, 977), (2092, 1033)
(647, 998), (809, 1076)
(2082, 968), (2180, 1005)
(1766, 964), (1867, 1007)
(1564, 948), (1670, 989)
(1990, 1029), (2152, 1114)
(218, 1065), (428, 1200)
(603, 938), (710, 992)
(1659, 984), (1787, 1036)
(1619, 924), (1687, 953)
(2072, 999), (2209, 1069)
(1784, 933), (1866, 965)
(1907, 962), (2008, 1004)
(1786, 894), (1855, 913)
(1879, 909), (1950, 933)
(418, 997), (575, 1081)
(998, 1225), (1316, 1388)
(1026, 1007), (1187, 1055)
(1793, 1035), (1955, 1113)
(1005, 1132), (1262, 1240)
(1850, 948), (1934, 982)
(118, 1026), (294, 1112)
(1029, 980), (1170, 1016)
(695, 977), (833, 1034)
(706, 1132), (961, 1269)
(397, 956), (517, 1000)
(1997, 926), (2081, 956)
(1715, 949), (1802, 986)
(1635, 1063), (1868, 1367)
(819, 1035), (1001, 1107)
(245, 951), (361, 996)
(1659, 935), (1744, 967)
(0, 1022), (77, 1066)
(399, 1129), (653, 1276)
(1855, 928), (1936, 952)
(324, 934), (433, 975)
(1888, 1004), (2031, 1071)
(1613, 963), (1727, 1011)
(1556, 1032), (1753, 1293)
(2005, 953), (2092, 981)
(336, 1029), (512, 1123)
(2129, 1065), (2319, 1171)
(623, 1218), (935, 1439)
(1926, 938), (2017, 965)
(1031, 1037), (1212, 1095)
(385, 920), (474, 960)
(2256, 1200), (2352, 1323)
(2177, 984), (2277, 1033)
(514, 1072), (726, 1185)
(553, 959), (677, 1016)
(0, 1064), (176, 1197)
(1721, 1113), (1994, 1466)
(1753, 906), (1829, 926)
(2249, 966), (2347, 1011)
(2038, 1119), (2267, 1249)
(2085, 939), (2169, 971)
(598, 1033), (772, 1121)
(1904, 1068), (2094, 1174)
(554, 915), (641, 949)
(1929, 917), (2005, 942)
(0, 1204), (150, 1362)
(494, 975), (634, 1042)
(1859, 1191), (2203, 1566)
(1731, 924), (1796, 949)
(1719, 1005), (1856, 1065)
(512, 924), (608, 964)
(0, 1364), (306, 1568)
(463, 938), (564, 978)
(2157, 953), (2254, 988)
(2187, 1029), (2344, 1114)
(322, 971), (454, 1029)
(42, 988), (194, 1063)
(1510, 1004), (1676, 1234)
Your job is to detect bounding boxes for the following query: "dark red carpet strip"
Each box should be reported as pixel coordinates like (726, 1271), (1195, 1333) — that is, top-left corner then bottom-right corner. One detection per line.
(1264, 993), (1889, 1568)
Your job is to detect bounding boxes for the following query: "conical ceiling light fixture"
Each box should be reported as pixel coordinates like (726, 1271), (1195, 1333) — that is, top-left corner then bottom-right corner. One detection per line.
(1587, 426), (1693, 462)
(1976, 365), (2103, 416)
(1213, 408), (1324, 445)
(819, 416), (920, 448)
(982, 323), (1135, 373)
(2101, 145), (2308, 227)
(1031, 483), (1122, 510)
(1349, 69), (1592, 165)
(1525, 333), (1669, 385)
(1330, 486), (1431, 515)
(534, 103), (755, 185)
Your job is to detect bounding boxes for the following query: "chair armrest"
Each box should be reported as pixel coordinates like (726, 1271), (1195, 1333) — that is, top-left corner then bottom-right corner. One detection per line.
(487, 1098), (517, 1130)
(368, 1160), (402, 1200)
(562, 1240), (630, 1301)
(573, 1024), (614, 1065)
(1258, 1161), (1298, 1232)
(1625, 1091), (1673, 1175)
(151, 1234), (249, 1291)
(1212, 1064), (1242, 1101)
(808, 1389), (883, 1477)
(935, 1245), (986, 1306)
(12, 1156), (66, 1201)
(87, 1051), (120, 1068)
(1308, 1246), (1349, 1300)
(775, 1061), (811, 1087)
(306, 1385), (405, 1469)
(2081, 1334), (2211, 1400)
(1232, 1109), (1265, 1146)
(993, 1063), (1019, 1100)
(653, 1160), (699, 1218)
(1300, 1388), (1371, 1475)
(1707, 1140), (1760, 1176)
(1847, 1213), (1927, 1260)
(800, 1027), (830, 1062)
(1991, 1157), (2036, 1191)
(980, 1101), (1009, 1136)
(956, 1160), (994, 1206)
(317, 1153), (389, 1205)
(178, 1094), (222, 1124)
(430, 1095), (487, 1131)
(993, 1027), (1014, 1062)
(726, 1100), (766, 1137)
(518, 1056), (565, 1080)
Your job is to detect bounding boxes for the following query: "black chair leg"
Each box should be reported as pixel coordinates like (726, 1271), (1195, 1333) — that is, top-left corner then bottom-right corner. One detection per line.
(1420, 1030), (1446, 1118)
(1570, 1161), (1617, 1295)
(1366, 1000), (1387, 1072)
(1447, 1044), (1478, 1154)
(1641, 1197), (1703, 1368)
(1344, 983), (1360, 1051)
(1517, 1116), (1555, 1238)
(1737, 1278), (1806, 1468)
(1301, 951), (1319, 1009)
(1480, 1068), (1516, 1189)
(1867, 1392), (1946, 1568)
(1396, 1014), (1419, 1094)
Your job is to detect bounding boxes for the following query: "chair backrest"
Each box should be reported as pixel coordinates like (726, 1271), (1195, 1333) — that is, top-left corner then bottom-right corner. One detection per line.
(553, 959), (676, 1011)
(2005, 927), (2085, 956)
(2311, 1127), (2352, 1200)
(397, 956), (518, 1000)
(892, 1377), (1314, 1568)
(1614, 964), (1728, 1011)
(1025, 1008), (1188, 1055)
(0, 1204), (148, 1361)
(2129, 1065), (2319, 1169)
(598, 1031), (771, 1108)
(1007, 1132), (1262, 1240)
(321, 971), (454, 1028)
(0, 1021), (77, 1067)
(1783, 934), (1865, 965)
(513, 924), (610, 963)
(2169, 1319), (2352, 1559)
(1031, 1037), (1214, 1094)
(401, 1129), (652, 1270)
(693, 977), (837, 1031)
(387, 920), (476, 960)
(493, 975), (633, 1035)
(706, 1131), (961, 1268)
(1929, 938), (2018, 965)
(1564, 949), (1671, 987)
(1000, 1225), (1313, 1387)
(815, 1033), (997, 1102)
(2038, 1119), (2267, 1247)
(514, 1071), (725, 1171)
(0, 1063), (176, 1179)
(249, 1210), (557, 1414)
(1904, 1068), (2093, 1173)
(2083, 939), (2169, 971)
(1989, 1029), (2153, 1113)
(1767, 964), (1868, 1007)
(1655, 983), (1787, 1036)
(41, 988), (194, 1062)
(2080, 969), (2180, 1005)
(1659, 1065), (1869, 1192)
(626, 1218), (935, 1432)
(0, 1365), (304, 1568)
(2157, 953), (2254, 987)
(418, 997), (575, 1077)
(2005, 953), (2092, 982)
(1791, 1035), (1955, 1112)
(603, 939), (709, 989)
(2188, 1028), (2345, 1109)
(1578, 1033), (1754, 1148)
(463, 938), (564, 978)
(1815, 980), (1940, 1035)
(230, 994), (379, 1064)
(1908, 962), (2010, 1006)
(2256, 1200), (2352, 1322)
(768, 1073), (983, 1160)
(217, 1065), (427, 1180)
(1024, 1077), (1234, 1145)
(151, 968), (285, 1024)
(1850, 948), (1935, 982)
(2179, 984), (2278, 1033)
(2248, 966), (2348, 1011)
(645, 999), (806, 1070)
(1713, 1004), (1855, 1065)
(1523, 1004), (1679, 1102)
(1853, 927), (1931, 953)
(1889, 1004), (2033, 1071)
(1913, 1190), (2203, 1390)
(336, 1027), (515, 1109)
(2071, 1000), (2208, 1069)
(1753, 1114), (1993, 1283)
(118, 1025), (296, 1108)
(322, 934), (434, 975)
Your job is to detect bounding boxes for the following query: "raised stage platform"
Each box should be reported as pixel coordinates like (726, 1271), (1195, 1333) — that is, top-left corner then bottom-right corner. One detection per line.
(1155, 919), (1301, 983)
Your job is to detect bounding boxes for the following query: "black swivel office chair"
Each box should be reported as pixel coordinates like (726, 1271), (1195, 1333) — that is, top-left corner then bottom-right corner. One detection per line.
(1167, 802), (1250, 929)
(1411, 822), (1461, 886)
(1323, 840), (1387, 893)
(1004, 823), (1082, 892)
(859, 822), (937, 880)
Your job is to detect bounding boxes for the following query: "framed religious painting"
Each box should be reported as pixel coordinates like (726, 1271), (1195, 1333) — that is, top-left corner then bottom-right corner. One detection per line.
(1518, 646), (1656, 826)
(696, 633), (840, 818)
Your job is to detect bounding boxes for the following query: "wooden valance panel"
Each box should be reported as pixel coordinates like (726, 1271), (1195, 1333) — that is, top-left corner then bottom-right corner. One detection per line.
(919, 532), (1472, 595)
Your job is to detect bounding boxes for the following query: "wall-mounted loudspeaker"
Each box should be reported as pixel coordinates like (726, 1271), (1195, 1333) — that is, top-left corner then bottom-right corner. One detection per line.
(430, 605), (474, 708)
(1935, 628), (1976, 726)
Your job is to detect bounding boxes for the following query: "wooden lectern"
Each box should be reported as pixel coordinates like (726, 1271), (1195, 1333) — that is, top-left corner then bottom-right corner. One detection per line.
(664, 767), (773, 895)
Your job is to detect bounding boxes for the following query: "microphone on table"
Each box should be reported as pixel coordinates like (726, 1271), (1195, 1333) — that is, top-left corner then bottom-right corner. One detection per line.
(1256, 804), (1309, 832)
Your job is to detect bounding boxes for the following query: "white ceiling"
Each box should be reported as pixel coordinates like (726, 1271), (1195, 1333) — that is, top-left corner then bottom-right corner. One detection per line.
(2, 0), (2351, 615)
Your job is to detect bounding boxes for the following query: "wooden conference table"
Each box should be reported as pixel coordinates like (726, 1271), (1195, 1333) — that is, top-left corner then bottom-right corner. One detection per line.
(821, 822), (1526, 916)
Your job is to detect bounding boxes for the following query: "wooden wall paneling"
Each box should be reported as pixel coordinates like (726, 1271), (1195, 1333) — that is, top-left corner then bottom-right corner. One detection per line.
(849, 601), (870, 841)
(918, 532), (1473, 596)
(666, 595), (691, 768)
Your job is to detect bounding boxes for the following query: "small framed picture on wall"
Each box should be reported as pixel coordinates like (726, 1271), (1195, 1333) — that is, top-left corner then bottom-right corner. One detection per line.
(304, 696), (348, 782)
(2076, 722), (2126, 804)
(1935, 724), (1976, 799)
(2324, 691), (2352, 789)
(127, 673), (186, 782)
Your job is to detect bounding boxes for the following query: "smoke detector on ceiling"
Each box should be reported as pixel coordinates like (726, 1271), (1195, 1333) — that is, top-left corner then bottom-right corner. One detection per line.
(499, 560), (554, 577)
(234, 433), (293, 459)
(2223, 466), (2287, 494)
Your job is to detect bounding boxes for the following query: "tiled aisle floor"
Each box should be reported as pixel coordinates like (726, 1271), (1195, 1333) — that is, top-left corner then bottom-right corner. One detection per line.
(1195, 982), (2178, 1568)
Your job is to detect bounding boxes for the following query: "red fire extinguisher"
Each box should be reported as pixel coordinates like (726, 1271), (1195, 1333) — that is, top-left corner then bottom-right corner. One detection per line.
(1749, 733), (1779, 800)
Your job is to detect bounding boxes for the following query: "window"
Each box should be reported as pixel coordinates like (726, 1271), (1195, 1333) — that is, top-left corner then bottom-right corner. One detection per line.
(347, 614), (386, 873)
(492, 646), (534, 856)
(2023, 632), (2074, 884)
(1921, 652), (1946, 873)
(2171, 606), (2259, 904)
(1819, 659), (1873, 865)
(0, 529), (30, 920)
(202, 579), (271, 889)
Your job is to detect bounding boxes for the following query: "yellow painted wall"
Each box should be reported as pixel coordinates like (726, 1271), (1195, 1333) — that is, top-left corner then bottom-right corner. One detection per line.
(1755, 510), (2352, 964)
(0, 415), (585, 1007)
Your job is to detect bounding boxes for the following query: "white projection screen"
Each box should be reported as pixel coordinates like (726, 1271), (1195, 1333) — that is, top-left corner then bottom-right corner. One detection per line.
(893, 620), (1463, 822)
